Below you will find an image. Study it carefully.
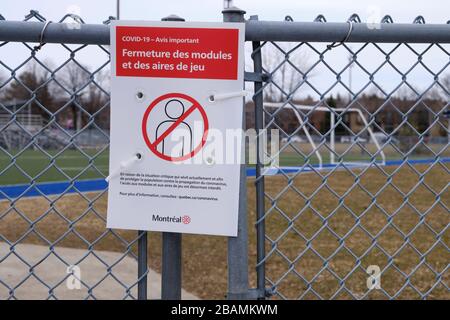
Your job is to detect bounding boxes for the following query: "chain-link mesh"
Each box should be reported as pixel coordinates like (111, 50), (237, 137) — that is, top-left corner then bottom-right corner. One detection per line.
(0, 11), (147, 300)
(0, 10), (448, 300)
(251, 15), (449, 299)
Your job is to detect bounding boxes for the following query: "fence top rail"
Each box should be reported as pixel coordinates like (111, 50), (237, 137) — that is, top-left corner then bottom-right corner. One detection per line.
(0, 19), (450, 45)
(245, 20), (450, 43)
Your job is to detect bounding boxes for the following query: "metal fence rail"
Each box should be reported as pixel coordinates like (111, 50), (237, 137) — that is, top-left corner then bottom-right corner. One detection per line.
(0, 8), (448, 300)
(1, 14), (450, 45)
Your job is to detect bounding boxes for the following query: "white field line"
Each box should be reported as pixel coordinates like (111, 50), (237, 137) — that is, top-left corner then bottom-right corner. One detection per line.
(58, 166), (108, 171)
(0, 155), (109, 160)
(0, 191), (104, 203)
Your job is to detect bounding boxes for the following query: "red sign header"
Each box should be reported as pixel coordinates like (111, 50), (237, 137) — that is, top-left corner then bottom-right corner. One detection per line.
(115, 26), (239, 80)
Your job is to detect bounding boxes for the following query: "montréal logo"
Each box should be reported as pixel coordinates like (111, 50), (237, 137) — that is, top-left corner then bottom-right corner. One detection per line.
(181, 215), (191, 224)
(152, 214), (191, 224)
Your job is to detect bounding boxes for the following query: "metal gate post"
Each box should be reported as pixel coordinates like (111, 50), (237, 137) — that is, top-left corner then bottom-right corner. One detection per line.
(160, 13), (185, 301)
(137, 230), (148, 299)
(222, 7), (250, 300)
(161, 232), (182, 300)
(252, 39), (267, 299)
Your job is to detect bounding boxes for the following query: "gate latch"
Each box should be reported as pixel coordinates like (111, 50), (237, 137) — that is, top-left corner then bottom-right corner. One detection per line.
(244, 71), (270, 83)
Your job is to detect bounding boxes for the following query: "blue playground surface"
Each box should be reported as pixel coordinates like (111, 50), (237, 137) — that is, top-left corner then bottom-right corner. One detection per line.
(0, 158), (448, 200)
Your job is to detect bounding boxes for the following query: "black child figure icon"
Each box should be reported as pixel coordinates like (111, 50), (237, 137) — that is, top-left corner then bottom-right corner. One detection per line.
(155, 99), (193, 157)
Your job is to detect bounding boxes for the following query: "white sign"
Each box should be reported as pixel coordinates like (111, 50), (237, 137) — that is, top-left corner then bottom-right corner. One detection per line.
(107, 21), (245, 236)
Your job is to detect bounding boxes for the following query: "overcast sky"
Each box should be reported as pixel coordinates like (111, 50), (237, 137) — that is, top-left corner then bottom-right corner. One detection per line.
(0, 1), (449, 101)
(1, 0), (449, 24)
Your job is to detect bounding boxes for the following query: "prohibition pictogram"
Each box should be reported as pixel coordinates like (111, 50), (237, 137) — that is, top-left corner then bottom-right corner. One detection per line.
(142, 93), (209, 162)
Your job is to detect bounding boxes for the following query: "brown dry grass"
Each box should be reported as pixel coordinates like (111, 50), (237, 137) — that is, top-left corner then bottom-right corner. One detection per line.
(0, 164), (448, 299)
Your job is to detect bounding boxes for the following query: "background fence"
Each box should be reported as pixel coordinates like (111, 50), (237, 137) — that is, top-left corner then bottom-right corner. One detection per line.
(0, 7), (448, 299)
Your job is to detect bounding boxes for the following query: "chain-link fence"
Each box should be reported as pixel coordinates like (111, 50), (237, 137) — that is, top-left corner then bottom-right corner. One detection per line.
(0, 11), (149, 300)
(0, 8), (448, 300)
(247, 13), (450, 299)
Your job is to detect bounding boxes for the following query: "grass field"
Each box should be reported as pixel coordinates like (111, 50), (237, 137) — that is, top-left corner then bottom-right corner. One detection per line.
(0, 149), (109, 185)
(0, 163), (448, 299)
(0, 142), (448, 185)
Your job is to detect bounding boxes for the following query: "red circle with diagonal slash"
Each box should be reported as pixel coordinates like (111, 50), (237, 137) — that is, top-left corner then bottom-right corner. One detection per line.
(142, 93), (208, 162)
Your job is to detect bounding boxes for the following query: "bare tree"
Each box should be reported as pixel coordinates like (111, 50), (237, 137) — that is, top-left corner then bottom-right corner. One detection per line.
(442, 74), (450, 96)
(0, 71), (6, 101)
(2, 62), (54, 116)
(424, 73), (450, 101)
(82, 68), (110, 128)
(54, 62), (91, 131)
(262, 42), (313, 102)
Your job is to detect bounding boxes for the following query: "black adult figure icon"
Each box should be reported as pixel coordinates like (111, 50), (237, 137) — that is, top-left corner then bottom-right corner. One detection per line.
(155, 99), (193, 157)
(142, 93), (208, 162)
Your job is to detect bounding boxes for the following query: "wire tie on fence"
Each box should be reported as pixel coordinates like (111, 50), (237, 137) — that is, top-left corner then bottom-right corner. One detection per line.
(33, 20), (52, 51)
(105, 153), (142, 182)
(209, 90), (250, 102)
(327, 21), (353, 50)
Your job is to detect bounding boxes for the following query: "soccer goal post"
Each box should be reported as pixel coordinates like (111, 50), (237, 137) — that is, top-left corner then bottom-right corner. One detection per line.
(264, 102), (386, 168)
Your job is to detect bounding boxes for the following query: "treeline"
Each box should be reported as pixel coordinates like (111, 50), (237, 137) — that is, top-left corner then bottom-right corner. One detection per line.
(245, 77), (450, 138)
(1, 59), (448, 138)
(0, 61), (110, 130)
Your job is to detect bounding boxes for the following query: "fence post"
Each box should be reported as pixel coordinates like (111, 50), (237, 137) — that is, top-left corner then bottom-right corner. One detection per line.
(137, 230), (148, 299)
(252, 39), (267, 299)
(160, 13), (185, 301)
(222, 6), (250, 300)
